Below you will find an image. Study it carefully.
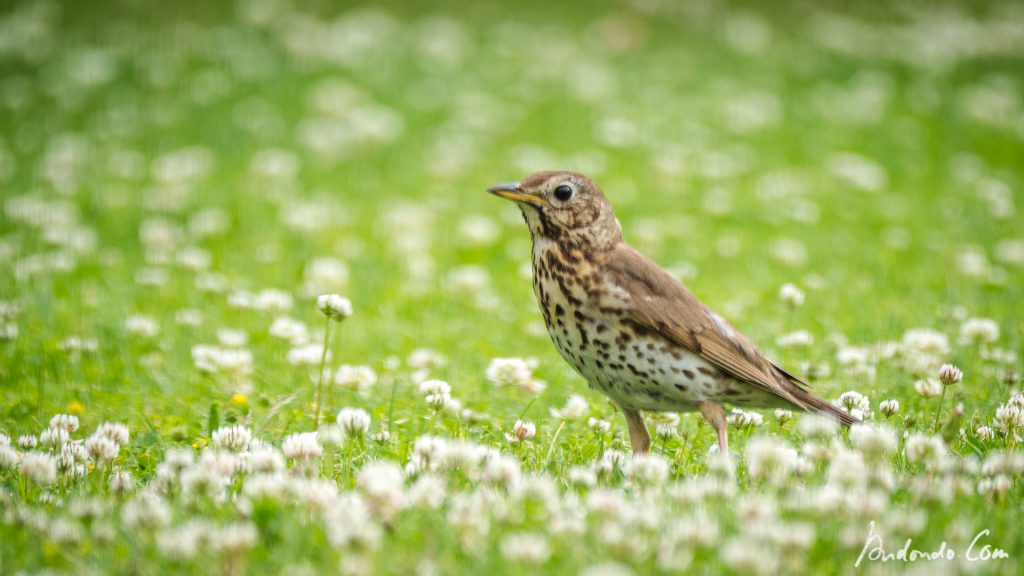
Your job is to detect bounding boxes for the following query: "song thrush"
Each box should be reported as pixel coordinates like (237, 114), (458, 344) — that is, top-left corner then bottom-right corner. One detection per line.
(489, 171), (858, 455)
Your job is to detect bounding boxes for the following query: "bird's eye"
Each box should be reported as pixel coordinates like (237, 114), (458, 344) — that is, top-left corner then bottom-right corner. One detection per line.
(554, 185), (574, 202)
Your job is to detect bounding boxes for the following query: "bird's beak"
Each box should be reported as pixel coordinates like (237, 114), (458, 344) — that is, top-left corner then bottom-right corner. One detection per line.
(487, 182), (549, 207)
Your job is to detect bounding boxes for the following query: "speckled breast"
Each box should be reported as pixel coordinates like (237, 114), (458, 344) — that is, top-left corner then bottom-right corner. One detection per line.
(531, 241), (775, 412)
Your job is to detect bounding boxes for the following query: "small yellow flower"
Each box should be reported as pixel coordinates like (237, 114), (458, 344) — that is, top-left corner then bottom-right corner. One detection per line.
(231, 393), (248, 408)
(68, 400), (85, 415)
(192, 438), (208, 449)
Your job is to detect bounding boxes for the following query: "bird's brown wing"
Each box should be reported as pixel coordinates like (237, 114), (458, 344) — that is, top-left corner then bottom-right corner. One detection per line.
(602, 244), (825, 412)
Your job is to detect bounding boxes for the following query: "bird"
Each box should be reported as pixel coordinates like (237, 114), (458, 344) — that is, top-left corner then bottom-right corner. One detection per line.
(488, 171), (858, 456)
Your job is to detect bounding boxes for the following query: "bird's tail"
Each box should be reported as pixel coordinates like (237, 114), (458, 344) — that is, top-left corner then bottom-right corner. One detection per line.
(791, 386), (860, 427)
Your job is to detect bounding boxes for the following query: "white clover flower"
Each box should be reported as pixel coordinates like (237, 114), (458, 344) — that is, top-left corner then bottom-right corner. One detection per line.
(975, 425), (995, 443)
(281, 432), (322, 461)
(837, 391), (870, 414)
(198, 449), (241, 478)
(902, 328), (950, 356)
(879, 399), (900, 417)
(567, 466), (597, 488)
(180, 465), (228, 500)
(407, 474), (448, 509)
(650, 412), (681, 428)
(109, 469), (134, 494)
(253, 289), (293, 313)
(588, 418), (611, 434)
(978, 475), (1013, 498)
(722, 537), (779, 575)
(624, 453), (671, 486)
(248, 445), (286, 474)
(268, 316), (309, 345)
(49, 413), (80, 433)
(175, 246), (211, 271)
(212, 425), (251, 452)
(286, 343), (329, 366)
(849, 423), (897, 460)
(425, 392), (450, 411)
(85, 435), (119, 464)
(727, 408), (763, 428)
(316, 294), (352, 320)
(94, 422), (130, 446)
(1007, 392), (1024, 411)
(774, 409), (793, 425)
(290, 477), (340, 513)
(40, 427), (69, 448)
(333, 365), (378, 392)
(904, 433), (947, 467)
(372, 430), (391, 444)
(0, 446), (19, 470)
(938, 363), (963, 385)
(243, 473), (289, 501)
(585, 488), (626, 516)
(155, 448), (194, 486)
(835, 346), (875, 379)
(550, 394), (589, 420)
(595, 449), (627, 476)
(744, 437), (798, 486)
(458, 214), (500, 246)
(216, 328), (248, 348)
(336, 407), (371, 439)
(407, 348), (447, 370)
(778, 283), (805, 307)
(656, 423), (678, 440)
(124, 314), (160, 338)
(357, 461), (406, 520)
(59, 336), (99, 354)
(18, 434), (38, 450)
(60, 441), (89, 465)
(914, 378), (942, 399)
(776, 330), (813, 348)
(191, 344), (253, 377)
(500, 532), (552, 565)
(324, 495), (382, 551)
(960, 317), (999, 345)
(317, 424), (344, 447)
(418, 379), (451, 397)
(826, 449), (867, 491)
(406, 435), (449, 474)
(156, 520), (208, 559)
(210, 522), (259, 555)
(485, 357), (545, 394)
(0, 320), (16, 340)
(0, 433), (9, 447)
(19, 452), (57, 485)
(122, 491), (171, 529)
(994, 404), (1023, 433)
(506, 420), (536, 444)
(584, 561), (636, 576)
(981, 451), (1024, 476)
(302, 257), (349, 297)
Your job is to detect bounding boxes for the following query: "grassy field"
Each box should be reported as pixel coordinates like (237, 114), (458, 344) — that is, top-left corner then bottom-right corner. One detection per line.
(1, 0), (1023, 574)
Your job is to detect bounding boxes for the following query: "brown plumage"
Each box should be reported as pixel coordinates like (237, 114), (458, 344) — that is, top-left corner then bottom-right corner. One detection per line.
(489, 171), (858, 455)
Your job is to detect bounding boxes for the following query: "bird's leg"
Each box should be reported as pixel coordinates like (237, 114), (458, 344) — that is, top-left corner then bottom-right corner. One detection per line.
(621, 407), (651, 454)
(698, 400), (729, 458)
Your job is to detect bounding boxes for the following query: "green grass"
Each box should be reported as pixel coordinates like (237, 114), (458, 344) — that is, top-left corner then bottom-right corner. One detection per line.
(1, 0), (1023, 574)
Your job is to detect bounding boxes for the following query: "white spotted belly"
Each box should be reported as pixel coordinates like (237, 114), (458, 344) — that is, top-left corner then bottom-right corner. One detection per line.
(531, 241), (779, 412)
(540, 294), (779, 412)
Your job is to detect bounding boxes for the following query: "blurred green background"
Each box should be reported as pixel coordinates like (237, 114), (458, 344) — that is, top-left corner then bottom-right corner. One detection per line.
(1, 1), (1023, 574)
(0, 0), (1021, 434)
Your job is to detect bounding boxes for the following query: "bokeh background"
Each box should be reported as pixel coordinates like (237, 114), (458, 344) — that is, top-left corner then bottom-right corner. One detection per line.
(0, 1), (1023, 571)
(2, 0), (1021, 415)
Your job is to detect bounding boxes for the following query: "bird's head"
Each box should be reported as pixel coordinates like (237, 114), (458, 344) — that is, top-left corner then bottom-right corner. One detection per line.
(488, 171), (622, 251)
